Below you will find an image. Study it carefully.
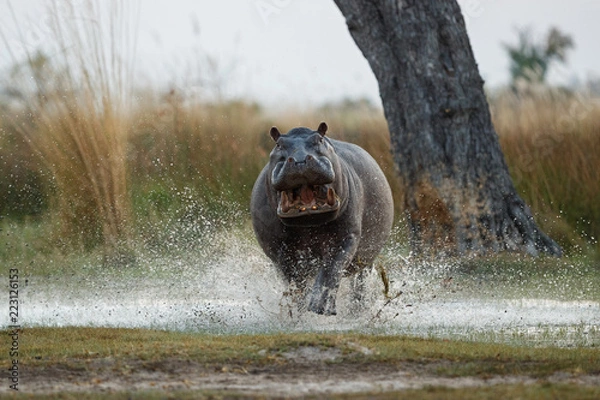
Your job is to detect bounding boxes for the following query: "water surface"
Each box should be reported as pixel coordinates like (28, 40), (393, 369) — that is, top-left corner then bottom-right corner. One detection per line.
(3, 229), (599, 347)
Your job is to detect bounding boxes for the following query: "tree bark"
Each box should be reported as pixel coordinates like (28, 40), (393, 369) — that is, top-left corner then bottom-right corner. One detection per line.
(334, 0), (561, 257)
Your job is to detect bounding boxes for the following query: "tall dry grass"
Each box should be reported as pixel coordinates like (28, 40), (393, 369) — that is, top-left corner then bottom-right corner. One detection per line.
(4, 84), (598, 256)
(491, 87), (600, 251)
(128, 94), (269, 212)
(1, 1), (137, 251)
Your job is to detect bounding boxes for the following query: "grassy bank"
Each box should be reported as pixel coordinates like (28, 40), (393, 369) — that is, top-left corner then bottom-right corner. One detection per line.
(1, 328), (599, 398)
(6, 327), (600, 376)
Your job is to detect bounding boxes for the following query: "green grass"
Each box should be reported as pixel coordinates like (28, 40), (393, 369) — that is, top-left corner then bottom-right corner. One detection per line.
(452, 254), (600, 301)
(2, 328), (598, 375)
(1, 328), (599, 399)
(0, 218), (110, 276)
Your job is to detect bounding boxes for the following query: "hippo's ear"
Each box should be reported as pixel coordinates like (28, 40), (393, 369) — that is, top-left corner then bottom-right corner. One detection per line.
(270, 126), (281, 142)
(317, 122), (328, 137)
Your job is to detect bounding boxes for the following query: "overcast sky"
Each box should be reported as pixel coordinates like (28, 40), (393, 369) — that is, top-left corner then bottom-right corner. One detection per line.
(3, 0), (600, 107)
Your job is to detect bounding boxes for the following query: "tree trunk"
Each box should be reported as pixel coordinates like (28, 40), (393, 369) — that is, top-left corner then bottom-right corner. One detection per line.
(334, 0), (561, 257)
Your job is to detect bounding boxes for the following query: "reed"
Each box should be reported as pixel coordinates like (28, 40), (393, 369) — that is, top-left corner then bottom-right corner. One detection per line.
(127, 94), (269, 241)
(1, 1), (137, 251)
(126, 98), (403, 226)
(491, 87), (600, 252)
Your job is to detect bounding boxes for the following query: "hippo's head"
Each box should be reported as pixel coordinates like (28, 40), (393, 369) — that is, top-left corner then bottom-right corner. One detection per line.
(268, 122), (342, 226)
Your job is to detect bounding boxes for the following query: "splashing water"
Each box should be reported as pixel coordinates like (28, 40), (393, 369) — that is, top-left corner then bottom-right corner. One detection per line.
(2, 224), (599, 347)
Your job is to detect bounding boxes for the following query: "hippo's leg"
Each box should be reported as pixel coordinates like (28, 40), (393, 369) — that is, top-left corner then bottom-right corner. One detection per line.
(275, 246), (312, 290)
(308, 234), (359, 315)
(275, 250), (313, 315)
(350, 266), (368, 303)
(348, 266), (379, 315)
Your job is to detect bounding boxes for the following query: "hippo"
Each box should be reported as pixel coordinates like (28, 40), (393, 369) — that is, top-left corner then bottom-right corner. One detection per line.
(250, 122), (394, 315)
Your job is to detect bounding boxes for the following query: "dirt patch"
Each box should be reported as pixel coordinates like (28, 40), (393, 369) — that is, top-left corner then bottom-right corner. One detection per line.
(9, 346), (600, 396)
(280, 345), (343, 363)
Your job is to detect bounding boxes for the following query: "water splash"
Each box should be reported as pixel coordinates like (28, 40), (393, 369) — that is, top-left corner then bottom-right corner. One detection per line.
(2, 226), (599, 347)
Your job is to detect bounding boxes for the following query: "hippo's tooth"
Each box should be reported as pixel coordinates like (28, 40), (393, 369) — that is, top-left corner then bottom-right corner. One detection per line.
(311, 205), (318, 210)
(327, 187), (336, 206)
(300, 207), (307, 212)
(280, 191), (291, 213)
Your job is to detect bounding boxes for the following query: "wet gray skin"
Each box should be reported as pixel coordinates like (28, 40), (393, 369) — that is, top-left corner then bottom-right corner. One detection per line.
(251, 122), (394, 315)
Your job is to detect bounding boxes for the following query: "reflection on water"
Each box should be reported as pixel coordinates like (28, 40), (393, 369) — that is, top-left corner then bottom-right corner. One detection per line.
(2, 231), (599, 347)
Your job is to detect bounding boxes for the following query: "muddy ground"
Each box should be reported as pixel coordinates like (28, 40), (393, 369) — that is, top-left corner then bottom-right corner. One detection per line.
(10, 346), (600, 397)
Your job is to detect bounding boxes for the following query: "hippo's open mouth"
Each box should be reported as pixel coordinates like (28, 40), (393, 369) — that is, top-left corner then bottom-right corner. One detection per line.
(277, 184), (341, 219)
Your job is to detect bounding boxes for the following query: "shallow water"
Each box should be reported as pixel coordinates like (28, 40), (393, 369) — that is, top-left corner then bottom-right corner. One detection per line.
(3, 229), (599, 347)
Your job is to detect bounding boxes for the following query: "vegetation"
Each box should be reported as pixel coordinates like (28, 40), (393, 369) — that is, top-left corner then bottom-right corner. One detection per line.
(1, 328), (599, 398)
(0, 2), (598, 261)
(504, 26), (574, 86)
(7, 326), (598, 375)
(2, 85), (599, 261)
(1, 4), (598, 398)
(1, 2), (136, 255)
(491, 88), (600, 254)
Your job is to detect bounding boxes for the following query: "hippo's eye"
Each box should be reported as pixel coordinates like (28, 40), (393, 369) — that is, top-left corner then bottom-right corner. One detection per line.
(313, 134), (324, 145)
